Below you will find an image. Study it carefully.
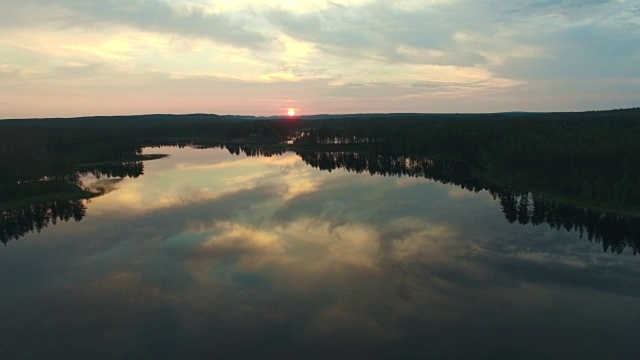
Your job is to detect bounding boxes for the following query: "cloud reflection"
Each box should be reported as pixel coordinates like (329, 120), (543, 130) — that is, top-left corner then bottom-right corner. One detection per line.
(89, 150), (330, 215)
(3, 147), (640, 358)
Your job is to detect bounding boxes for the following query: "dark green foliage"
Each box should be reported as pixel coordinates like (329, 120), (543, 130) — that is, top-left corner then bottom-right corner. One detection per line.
(292, 108), (640, 208)
(2, 109), (640, 210)
(1, 108), (640, 247)
(2, 109), (640, 209)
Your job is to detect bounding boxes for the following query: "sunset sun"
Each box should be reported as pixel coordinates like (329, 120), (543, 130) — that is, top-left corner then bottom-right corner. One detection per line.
(287, 108), (296, 116)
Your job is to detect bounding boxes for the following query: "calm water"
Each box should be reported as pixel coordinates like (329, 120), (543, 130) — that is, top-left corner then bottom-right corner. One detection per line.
(2, 147), (639, 359)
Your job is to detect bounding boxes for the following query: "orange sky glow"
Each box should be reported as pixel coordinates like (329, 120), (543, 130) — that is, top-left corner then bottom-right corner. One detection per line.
(1, 0), (638, 119)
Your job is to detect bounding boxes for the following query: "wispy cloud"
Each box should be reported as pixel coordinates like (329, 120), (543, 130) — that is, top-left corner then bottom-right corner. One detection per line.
(0, 0), (638, 117)
(1, 0), (269, 47)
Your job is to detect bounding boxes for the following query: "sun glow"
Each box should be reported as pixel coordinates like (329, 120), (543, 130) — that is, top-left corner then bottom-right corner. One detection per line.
(288, 108), (296, 116)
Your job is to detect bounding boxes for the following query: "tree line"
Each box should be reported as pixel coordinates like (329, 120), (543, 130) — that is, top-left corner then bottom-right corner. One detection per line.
(1, 108), (639, 245)
(292, 109), (640, 209)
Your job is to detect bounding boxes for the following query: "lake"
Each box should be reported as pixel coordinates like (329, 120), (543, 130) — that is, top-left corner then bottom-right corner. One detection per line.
(2, 146), (639, 359)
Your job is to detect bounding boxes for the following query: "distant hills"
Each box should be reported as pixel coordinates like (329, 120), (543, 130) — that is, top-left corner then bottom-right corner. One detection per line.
(2, 107), (639, 123)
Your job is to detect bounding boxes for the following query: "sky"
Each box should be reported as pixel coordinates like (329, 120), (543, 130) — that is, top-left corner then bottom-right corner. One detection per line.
(1, 0), (639, 118)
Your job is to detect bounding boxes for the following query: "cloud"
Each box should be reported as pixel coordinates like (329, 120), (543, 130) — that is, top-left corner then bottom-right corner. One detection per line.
(1, 0), (639, 117)
(0, 0), (268, 48)
(265, 0), (560, 69)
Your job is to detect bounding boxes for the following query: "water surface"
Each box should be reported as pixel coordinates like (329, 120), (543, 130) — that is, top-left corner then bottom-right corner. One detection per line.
(1, 147), (639, 359)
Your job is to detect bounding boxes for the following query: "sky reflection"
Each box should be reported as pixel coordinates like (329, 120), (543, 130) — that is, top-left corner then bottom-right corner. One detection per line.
(1, 147), (639, 359)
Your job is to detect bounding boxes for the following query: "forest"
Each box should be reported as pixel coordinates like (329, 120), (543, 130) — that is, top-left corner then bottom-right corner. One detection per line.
(1, 108), (639, 245)
(290, 108), (640, 211)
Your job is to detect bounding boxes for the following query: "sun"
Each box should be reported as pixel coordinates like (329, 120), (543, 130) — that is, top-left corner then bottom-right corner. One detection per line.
(287, 108), (296, 116)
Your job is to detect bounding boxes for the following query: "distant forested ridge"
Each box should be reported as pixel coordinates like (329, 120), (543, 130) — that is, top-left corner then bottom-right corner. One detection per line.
(291, 108), (640, 210)
(1, 108), (640, 214)
(1, 109), (640, 249)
